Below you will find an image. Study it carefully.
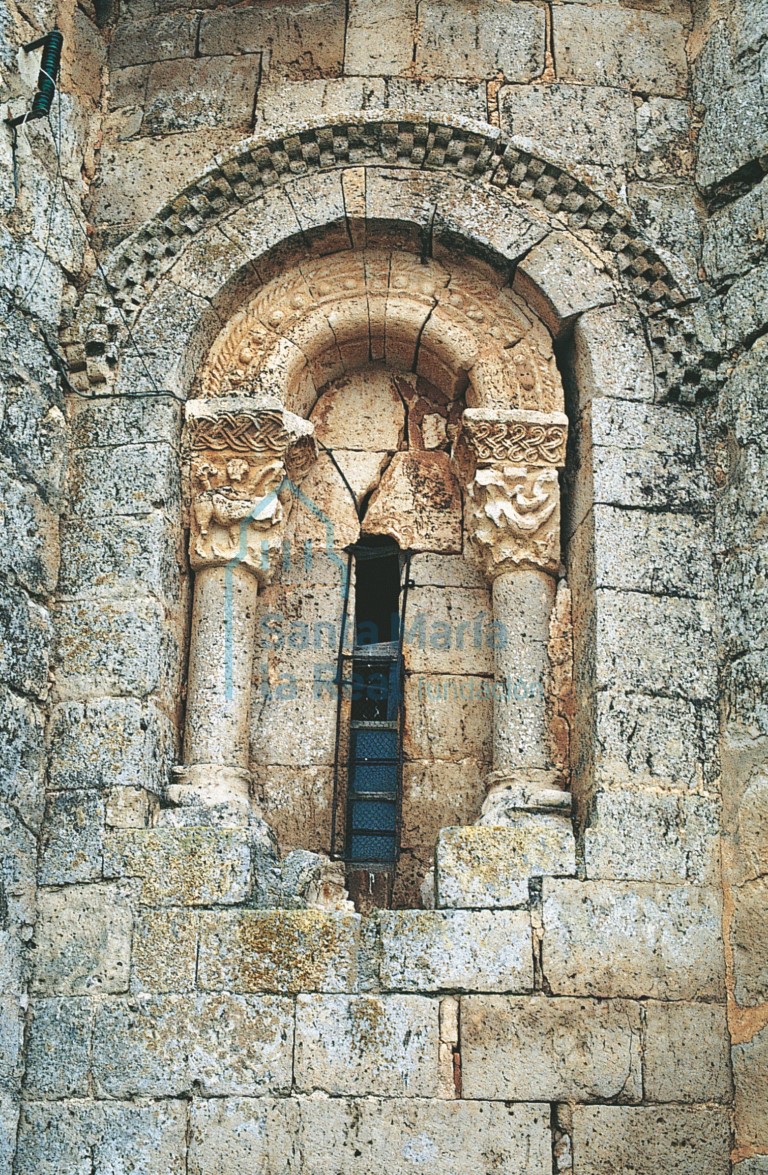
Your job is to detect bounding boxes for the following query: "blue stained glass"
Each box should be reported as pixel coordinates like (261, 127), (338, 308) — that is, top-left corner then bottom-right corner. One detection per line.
(351, 800), (396, 831)
(349, 833), (397, 863)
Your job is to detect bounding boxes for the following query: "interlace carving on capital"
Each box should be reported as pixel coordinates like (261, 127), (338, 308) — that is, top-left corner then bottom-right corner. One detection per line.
(468, 419), (567, 467)
(184, 405), (315, 579)
(465, 464), (561, 577)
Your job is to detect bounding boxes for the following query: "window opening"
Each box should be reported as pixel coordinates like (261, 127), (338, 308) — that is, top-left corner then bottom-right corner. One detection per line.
(330, 538), (411, 906)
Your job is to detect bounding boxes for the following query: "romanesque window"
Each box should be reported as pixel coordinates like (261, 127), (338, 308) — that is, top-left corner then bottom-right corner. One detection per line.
(173, 245), (570, 911)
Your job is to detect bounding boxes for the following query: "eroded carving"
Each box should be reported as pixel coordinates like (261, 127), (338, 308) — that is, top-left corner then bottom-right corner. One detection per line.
(196, 249), (564, 414)
(185, 398), (316, 580)
(457, 408), (568, 578)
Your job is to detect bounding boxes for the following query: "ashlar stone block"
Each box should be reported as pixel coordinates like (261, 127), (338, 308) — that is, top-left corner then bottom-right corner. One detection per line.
(731, 877), (768, 1006)
(571, 1106), (731, 1175)
(513, 233), (615, 339)
(188, 1097), (298, 1175)
(571, 303), (655, 404)
(583, 788), (720, 885)
(295, 1097), (553, 1175)
(542, 879), (726, 1000)
(197, 909), (360, 993)
(345, 0), (416, 76)
(734, 1024), (768, 1155)
(643, 1000), (732, 1103)
(553, 7), (688, 97)
(375, 909), (532, 992)
(103, 828), (254, 907)
(131, 908), (198, 994)
(15, 1100), (188, 1175)
(93, 994), (294, 1097)
(23, 998), (93, 1099)
(294, 994), (439, 1096)
(436, 820), (576, 909)
(500, 83), (636, 171)
(32, 883), (132, 997)
(461, 995), (642, 1102)
(416, 0), (545, 82)
(199, 0), (345, 79)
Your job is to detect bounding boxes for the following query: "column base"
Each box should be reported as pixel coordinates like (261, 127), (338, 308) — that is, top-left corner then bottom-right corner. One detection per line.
(166, 764), (254, 827)
(479, 768), (571, 821)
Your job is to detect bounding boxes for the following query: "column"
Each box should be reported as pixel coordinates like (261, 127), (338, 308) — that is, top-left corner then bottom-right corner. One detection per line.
(456, 408), (569, 820)
(168, 395), (315, 822)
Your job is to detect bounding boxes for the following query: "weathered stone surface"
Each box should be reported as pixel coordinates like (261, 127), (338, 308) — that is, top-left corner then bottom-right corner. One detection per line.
(131, 908), (198, 994)
(593, 690), (718, 793)
(697, 74), (768, 190)
(23, 998), (93, 1099)
(250, 677), (338, 767)
(93, 994), (294, 1097)
(734, 1025), (768, 1155)
(462, 995), (642, 1102)
(374, 909), (532, 992)
(38, 789), (104, 885)
(69, 442), (178, 518)
(436, 821), (576, 909)
(416, 0), (545, 81)
(400, 760), (486, 854)
(254, 764), (334, 856)
(364, 451), (463, 553)
(542, 880), (726, 999)
(500, 83), (635, 172)
(48, 698), (174, 793)
(571, 1106), (731, 1175)
(188, 1097), (298, 1175)
(592, 504), (714, 597)
(344, 0), (415, 76)
(513, 233), (614, 338)
(103, 828), (254, 906)
(294, 995), (439, 1096)
(89, 124), (243, 230)
(0, 684), (45, 830)
(643, 1000), (732, 1103)
(294, 1097), (553, 1174)
(111, 12), (198, 68)
(55, 598), (175, 701)
(722, 256), (768, 350)
(0, 582), (51, 700)
(571, 303), (655, 405)
(142, 55), (259, 136)
(310, 370), (405, 451)
(636, 96), (694, 176)
(0, 464), (59, 595)
(704, 176), (768, 284)
(197, 909), (359, 993)
(15, 1099), (188, 1174)
(404, 673), (492, 761)
(32, 884), (132, 997)
(584, 788), (720, 885)
(59, 513), (183, 603)
(731, 877), (768, 1006)
(199, 1), (345, 79)
(402, 584), (494, 675)
(554, 7), (688, 96)
(594, 590), (716, 701)
(629, 180), (703, 272)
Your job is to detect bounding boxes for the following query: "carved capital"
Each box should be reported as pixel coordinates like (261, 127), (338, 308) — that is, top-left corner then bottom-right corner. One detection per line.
(456, 409), (568, 580)
(184, 396), (316, 582)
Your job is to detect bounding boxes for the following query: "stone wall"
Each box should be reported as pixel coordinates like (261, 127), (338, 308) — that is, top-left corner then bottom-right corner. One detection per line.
(3, 0), (767, 1170)
(691, 0), (768, 1167)
(0, 0), (103, 1163)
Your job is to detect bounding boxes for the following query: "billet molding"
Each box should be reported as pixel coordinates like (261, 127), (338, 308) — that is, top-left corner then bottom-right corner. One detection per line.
(62, 116), (713, 402)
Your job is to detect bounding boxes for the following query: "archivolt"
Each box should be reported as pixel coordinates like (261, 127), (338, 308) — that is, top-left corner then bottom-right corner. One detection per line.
(197, 247), (564, 416)
(65, 115), (712, 401)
